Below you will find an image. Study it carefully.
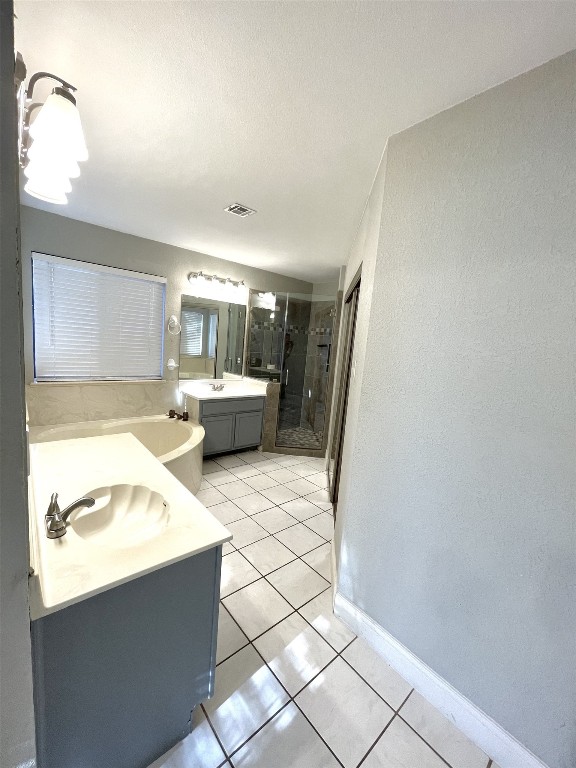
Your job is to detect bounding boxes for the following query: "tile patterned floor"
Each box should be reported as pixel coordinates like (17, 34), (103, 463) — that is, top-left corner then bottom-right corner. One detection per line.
(149, 450), (496, 768)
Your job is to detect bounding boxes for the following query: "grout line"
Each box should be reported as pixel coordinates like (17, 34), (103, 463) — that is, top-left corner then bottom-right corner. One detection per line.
(200, 702), (229, 763)
(355, 713), (397, 768)
(395, 714), (458, 768)
(291, 700), (346, 767)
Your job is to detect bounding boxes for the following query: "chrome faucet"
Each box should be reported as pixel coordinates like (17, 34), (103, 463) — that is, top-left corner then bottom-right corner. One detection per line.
(45, 492), (95, 539)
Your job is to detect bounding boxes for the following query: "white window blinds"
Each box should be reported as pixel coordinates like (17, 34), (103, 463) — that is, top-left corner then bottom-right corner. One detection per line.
(180, 309), (204, 356)
(181, 307), (218, 358)
(32, 253), (166, 381)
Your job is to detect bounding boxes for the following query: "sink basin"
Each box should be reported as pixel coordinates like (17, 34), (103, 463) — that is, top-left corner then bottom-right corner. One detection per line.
(69, 484), (170, 549)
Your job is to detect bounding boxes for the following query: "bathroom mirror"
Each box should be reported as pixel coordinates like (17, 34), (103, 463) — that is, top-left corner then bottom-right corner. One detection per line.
(179, 296), (246, 380)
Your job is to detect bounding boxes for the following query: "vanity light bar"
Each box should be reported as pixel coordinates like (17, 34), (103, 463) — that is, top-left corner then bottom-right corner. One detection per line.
(188, 271), (245, 288)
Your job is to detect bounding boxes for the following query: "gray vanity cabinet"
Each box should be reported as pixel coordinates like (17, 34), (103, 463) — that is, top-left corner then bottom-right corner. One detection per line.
(200, 396), (265, 456)
(31, 546), (222, 768)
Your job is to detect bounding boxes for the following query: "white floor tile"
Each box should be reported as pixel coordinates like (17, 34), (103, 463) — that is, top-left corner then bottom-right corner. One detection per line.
(274, 523), (326, 556)
(196, 487), (228, 507)
(362, 716), (446, 768)
(233, 492), (277, 516)
(220, 551), (261, 598)
(260, 485), (300, 505)
(306, 471), (329, 488)
(289, 463), (320, 478)
(243, 474), (280, 492)
(250, 507), (298, 535)
(208, 500), (247, 526)
(232, 702), (340, 768)
(253, 613), (336, 696)
(266, 559), (330, 609)
(272, 455), (311, 467)
(279, 498), (324, 521)
(228, 463), (263, 480)
(304, 512), (334, 540)
(202, 460), (222, 475)
(264, 468), (301, 484)
(218, 479), (255, 501)
(342, 638), (412, 710)
(222, 541), (235, 555)
(199, 478), (213, 490)
(252, 460), (280, 472)
(207, 469), (238, 487)
(217, 605), (249, 664)
(225, 518), (269, 549)
(304, 457), (327, 469)
(304, 489), (332, 510)
(259, 451), (285, 460)
(240, 536), (297, 575)
(147, 706), (225, 768)
(400, 692), (489, 768)
(301, 542), (332, 581)
(283, 478), (319, 497)
(204, 645), (289, 755)
(239, 451), (269, 464)
(214, 454), (248, 470)
(295, 657), (394, 768)
(298, 589), (356, 652)
(222, 579), (293, 639)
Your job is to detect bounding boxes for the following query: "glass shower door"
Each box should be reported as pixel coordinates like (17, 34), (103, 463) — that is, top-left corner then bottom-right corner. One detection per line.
(276, 291), (335, 451)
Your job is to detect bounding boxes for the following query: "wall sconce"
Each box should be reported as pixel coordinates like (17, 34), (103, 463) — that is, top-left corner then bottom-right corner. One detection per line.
(18, 64), (88, 205)
(187, 271), (248, 305)
(166, 358), (179, 371)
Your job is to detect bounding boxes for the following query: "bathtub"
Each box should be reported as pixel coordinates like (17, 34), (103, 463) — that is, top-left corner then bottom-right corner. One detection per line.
(29, 415), (205, 494)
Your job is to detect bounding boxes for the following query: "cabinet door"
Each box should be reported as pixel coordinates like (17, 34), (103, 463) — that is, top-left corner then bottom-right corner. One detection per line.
(234, 411), (263, 449)
(202, 414), (235, 455)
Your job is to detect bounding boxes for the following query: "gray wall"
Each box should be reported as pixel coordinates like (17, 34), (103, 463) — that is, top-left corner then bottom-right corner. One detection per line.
(20, 207), (312, 424)
(335, 50), (576, 768)
(0, 6), (36, 765)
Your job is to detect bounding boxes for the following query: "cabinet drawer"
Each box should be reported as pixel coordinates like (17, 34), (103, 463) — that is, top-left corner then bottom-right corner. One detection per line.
(201, 414), (235, 455)
(234, 411), (264, 449)
(201, 397), (265, 418)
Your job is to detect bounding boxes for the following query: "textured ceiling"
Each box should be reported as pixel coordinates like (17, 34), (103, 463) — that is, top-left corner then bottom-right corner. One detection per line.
(14, 1), (576, 282)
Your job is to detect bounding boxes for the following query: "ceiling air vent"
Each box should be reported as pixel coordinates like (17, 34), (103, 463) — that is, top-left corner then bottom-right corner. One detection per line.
(225, 203), (257, 217)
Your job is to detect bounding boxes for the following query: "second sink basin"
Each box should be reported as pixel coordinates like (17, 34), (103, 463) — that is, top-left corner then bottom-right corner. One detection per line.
(69, 484), (169, 549)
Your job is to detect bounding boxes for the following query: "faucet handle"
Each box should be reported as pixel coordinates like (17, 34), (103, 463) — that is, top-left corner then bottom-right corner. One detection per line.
(47, 492), (60, 516)
(45, 492), (66, 538)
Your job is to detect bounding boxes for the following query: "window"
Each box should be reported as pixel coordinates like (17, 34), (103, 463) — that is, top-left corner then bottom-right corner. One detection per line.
(180, 307), (218, 358)
(32, 253), (166, 381)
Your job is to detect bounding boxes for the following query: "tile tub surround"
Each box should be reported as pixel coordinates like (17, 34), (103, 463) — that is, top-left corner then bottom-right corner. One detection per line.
(149, 450), (497, 768)
(26, 380), (179, 427)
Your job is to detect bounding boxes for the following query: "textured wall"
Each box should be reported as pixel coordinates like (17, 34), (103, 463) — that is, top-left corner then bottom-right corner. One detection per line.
(0, 7), (36, 765)
(20, 207), (312, 425)
(332, 150), (387, 565)
(336, 51), (576, 768)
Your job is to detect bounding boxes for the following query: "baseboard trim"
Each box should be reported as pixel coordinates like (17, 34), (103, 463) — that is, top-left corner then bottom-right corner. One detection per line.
(333, 591), (549, 768)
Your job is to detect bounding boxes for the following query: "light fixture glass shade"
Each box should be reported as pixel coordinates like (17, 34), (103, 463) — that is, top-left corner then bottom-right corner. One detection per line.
(27, 141), (81, 178)
(24, 178), (68, 205)
(23, 87), (88, 205)
(29, 92), (88, 161)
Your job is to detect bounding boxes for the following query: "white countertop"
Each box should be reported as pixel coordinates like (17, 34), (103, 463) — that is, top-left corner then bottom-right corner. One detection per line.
(28, 433), (231, 620)
(180, 378), (268, 401)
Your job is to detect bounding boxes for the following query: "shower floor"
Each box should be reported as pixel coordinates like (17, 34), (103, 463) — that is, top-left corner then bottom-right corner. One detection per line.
(276, 424), (323, 450)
